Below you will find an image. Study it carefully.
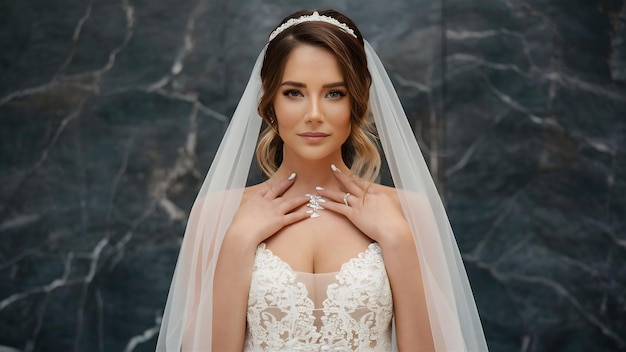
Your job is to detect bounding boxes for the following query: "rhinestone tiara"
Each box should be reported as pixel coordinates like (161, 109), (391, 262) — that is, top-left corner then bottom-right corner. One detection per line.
(268, 11), (357, 42)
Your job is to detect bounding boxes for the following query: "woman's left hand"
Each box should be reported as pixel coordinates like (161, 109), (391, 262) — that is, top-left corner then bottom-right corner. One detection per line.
(315, 165), (411, 244)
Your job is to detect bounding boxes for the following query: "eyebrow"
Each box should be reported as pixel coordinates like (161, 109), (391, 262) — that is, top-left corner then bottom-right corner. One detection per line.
(280, 81), (346, 88)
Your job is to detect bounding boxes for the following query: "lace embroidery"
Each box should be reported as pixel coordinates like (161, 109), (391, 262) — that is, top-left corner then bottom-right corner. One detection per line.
(245, 243), (393, 351)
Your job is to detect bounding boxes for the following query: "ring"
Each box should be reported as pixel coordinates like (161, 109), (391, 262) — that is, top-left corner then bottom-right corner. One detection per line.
(343, 192), (351, 206)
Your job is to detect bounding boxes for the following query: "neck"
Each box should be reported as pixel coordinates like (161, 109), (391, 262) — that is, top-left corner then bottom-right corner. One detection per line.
(273, 151), (349, 194)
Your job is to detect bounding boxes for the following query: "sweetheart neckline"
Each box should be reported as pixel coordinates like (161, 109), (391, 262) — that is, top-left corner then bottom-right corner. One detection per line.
(247, 241), (394, 350)
(256, 242), (381, 276)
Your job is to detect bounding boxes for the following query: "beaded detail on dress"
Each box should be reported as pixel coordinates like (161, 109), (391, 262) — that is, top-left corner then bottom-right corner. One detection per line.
(244, 242), (393, 352)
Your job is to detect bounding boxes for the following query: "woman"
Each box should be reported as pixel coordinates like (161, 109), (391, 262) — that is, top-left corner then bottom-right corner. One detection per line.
(157, 9), (488, 352)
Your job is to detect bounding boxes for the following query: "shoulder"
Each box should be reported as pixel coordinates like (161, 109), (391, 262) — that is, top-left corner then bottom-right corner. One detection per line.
(368, 183), (430, 209)
(368, 183), (397, 198)
(244, 182), (267, 194)
(368, 183), (402, 209)
(241, 181), (270, 202)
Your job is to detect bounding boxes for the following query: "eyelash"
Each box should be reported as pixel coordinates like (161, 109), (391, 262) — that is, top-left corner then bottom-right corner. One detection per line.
(283, 89), (302, 97)
(327, 90), (346, 99)
(282, 89), (347, 98)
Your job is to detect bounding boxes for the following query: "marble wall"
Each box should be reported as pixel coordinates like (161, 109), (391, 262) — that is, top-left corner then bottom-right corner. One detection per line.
(0, 0), (624, 351)
(445, 1), (626, 351)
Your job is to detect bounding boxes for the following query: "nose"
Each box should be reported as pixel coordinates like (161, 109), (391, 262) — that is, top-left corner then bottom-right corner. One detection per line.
(305, 97), (323, 122)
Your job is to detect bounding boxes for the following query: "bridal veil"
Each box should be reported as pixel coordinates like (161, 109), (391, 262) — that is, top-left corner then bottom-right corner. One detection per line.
(155, 40), (488, 351)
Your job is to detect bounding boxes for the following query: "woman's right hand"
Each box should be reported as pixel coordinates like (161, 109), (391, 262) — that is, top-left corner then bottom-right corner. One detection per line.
(227, 173), (311, 245)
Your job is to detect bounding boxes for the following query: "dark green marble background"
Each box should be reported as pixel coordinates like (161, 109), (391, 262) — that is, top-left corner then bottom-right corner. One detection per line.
(1, 0), (624, 351)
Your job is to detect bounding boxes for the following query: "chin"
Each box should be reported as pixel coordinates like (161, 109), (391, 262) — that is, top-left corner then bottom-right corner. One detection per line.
(285, 146), (342, 162)
(298, 154), (335, 162)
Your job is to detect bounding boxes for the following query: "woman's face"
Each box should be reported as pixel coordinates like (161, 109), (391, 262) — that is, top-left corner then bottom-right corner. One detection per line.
(272, 44), (351, 163)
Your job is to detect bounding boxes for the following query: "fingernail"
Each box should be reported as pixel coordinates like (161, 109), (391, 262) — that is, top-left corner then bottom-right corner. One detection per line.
(288, 172), (296, 180)
(315, 186), (324, 191)
(331, 164), (340, 172)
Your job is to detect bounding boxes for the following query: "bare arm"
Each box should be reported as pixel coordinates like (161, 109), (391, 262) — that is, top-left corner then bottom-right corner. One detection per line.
(379, 226), (435, 351)
(211, 230), (258, 351)
(209, 175), (310, 350)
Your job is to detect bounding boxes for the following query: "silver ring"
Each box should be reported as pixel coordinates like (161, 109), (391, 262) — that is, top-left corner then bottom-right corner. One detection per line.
(343, 192), (351, 206)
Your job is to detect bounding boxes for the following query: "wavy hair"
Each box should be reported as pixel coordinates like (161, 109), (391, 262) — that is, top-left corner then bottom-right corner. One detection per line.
(256, 9), (380, 182)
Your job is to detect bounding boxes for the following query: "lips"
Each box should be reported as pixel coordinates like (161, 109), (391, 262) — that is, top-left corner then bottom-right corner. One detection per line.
(298, 132), (329, 137)
(298, 132), (329, 143)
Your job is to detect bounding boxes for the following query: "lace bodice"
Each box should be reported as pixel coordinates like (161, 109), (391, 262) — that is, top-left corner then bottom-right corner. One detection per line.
(244, 242), (393, 352)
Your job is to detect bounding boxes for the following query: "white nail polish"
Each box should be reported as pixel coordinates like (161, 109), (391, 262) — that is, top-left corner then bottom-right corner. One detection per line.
(288, 172), (296, 180)
(331, 164), (339, 172)
(315, 186), (324, 191)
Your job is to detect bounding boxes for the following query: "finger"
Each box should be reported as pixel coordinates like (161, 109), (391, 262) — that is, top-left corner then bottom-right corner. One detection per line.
(330, 164), (364, 196)
(265, 172), (297, 198)
(277, 195), (311, 213)
(317, 198), (352, 218)
(282, 210), (313, 226)
(315, 188), (356, 207)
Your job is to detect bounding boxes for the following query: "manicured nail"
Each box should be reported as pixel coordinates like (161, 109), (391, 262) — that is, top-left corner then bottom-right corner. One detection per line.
(288, 172), (296, 180)
(331, 164), (340, 172)
(315, 186), (324, 191)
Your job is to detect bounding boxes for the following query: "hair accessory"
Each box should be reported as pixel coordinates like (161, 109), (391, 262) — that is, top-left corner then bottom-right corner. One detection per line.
(268, 11), (357, 42)
(343, 192), (351, 206)
(305, 193), (325, 218)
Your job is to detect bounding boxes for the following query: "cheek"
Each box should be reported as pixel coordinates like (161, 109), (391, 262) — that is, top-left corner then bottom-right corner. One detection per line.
(335, 103), (352, 130)
(333, 109), (352, 143)
(273, 99), (301, 126)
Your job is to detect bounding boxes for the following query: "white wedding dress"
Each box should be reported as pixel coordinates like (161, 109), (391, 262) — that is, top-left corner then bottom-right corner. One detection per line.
(244, 242), (394, 352)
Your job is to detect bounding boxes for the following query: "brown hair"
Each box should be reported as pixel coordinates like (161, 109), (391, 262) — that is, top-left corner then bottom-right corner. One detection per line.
(256, 9), (380, 182)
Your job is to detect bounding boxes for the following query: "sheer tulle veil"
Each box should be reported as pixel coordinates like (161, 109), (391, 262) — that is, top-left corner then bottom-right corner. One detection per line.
(155, 38), (488, 351)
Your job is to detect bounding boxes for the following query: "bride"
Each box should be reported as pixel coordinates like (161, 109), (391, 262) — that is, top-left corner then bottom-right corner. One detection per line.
(156, 9), (488, 351)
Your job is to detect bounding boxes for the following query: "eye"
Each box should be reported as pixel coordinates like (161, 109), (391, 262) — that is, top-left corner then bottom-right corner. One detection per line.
(282, 89), (303, 98)
(326, 90), (346, 99)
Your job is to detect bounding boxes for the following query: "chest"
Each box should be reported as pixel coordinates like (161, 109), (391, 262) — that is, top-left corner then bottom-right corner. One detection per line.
(264, 210), (373, 273)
